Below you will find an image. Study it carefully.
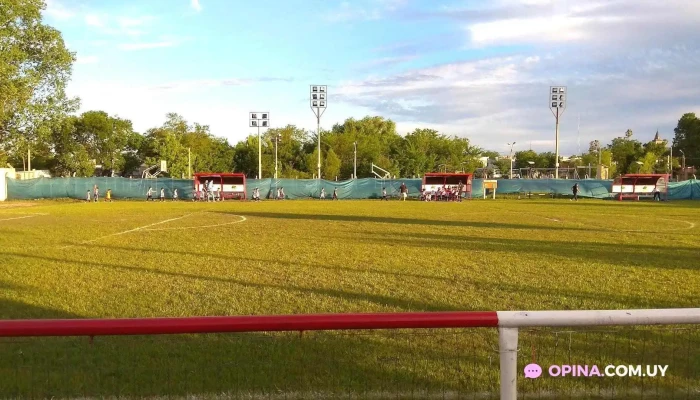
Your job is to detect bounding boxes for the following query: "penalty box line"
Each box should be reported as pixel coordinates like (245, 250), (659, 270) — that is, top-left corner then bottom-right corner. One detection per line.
(60, 213), (196, 249)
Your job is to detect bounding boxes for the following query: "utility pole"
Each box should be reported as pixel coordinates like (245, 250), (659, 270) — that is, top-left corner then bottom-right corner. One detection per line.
(273, 134), (281, 179)
(679, 149), (686, 181)
(188, 147), (191, 179)
(353, 141), (357, 179)
(508, 142), (516, 178)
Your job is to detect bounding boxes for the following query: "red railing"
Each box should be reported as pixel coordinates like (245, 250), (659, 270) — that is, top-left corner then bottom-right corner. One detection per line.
(0, 311), (499, 337)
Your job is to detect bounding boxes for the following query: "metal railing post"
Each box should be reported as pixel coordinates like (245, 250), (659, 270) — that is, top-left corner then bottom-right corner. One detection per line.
(498, 327), (518, 400)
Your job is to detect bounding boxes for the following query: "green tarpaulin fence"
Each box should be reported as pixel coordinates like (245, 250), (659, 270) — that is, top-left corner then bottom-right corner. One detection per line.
(6, 177), (700, 200)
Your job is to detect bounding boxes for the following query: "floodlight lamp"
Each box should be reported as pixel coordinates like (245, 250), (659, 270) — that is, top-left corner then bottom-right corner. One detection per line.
(251, 121), (257, 126)
(320, 101), (326, 107)
(262, 121), (268, 127)
(559, 102), (564, 107)
(559, 95), (565, 101)
(320, 86), (326, 92)
(551, 102), (557, 107)
(320, 94), (325, 100)
(559, 87), (566, 93)
(552, 88), (558, 93)
(251, 113), (257, 119)
(312, 86), (318, 92)
(552, 95), (557, 100)
(312, 94), (318, 100)
(262, 113), (268, 119)
(313, 101), (318, 106)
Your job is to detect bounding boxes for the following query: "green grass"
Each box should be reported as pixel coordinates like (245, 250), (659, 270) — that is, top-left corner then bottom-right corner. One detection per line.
(0, 198), (699, 399)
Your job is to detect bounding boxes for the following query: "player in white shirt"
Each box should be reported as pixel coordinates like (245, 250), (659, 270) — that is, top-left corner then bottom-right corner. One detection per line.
(173, 188), (178, 201)
(147, 187), (153, 201)
(160, 188), (165, 201)
(320, 188), (326, 199)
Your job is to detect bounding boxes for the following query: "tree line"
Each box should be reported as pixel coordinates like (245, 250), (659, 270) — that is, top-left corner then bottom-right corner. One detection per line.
(1, 0), (699, 179)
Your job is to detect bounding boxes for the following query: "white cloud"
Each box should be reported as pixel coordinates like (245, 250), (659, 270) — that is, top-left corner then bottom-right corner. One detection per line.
(43, 0), (74, 19)
(76, 55), (99, 64)
(118, 41), (177, 51)
(323, 0), (405, 22)
(191, 0), (202, 12)
(84, 14), (104, 27)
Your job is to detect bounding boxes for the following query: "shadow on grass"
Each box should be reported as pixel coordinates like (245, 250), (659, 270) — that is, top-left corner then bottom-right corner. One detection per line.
(1, 251), (461, 312)
(79, 243), (459, 285)
(0, 280), (497, 398)
(221, 211), (596, 232)
(352, 231), (700, 273)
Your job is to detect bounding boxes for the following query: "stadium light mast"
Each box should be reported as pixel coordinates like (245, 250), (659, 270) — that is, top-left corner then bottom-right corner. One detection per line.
(508, 142), (516, 178)
(549, 86), (567, 179)
(249, 112), (270, 179)
(310, 85), (327, 180)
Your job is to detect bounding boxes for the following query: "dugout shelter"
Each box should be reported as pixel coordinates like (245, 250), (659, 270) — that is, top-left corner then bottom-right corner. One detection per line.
(611, 173), (669, 201)
(194, 173), (247, 200)
(422, 173), (473, 199)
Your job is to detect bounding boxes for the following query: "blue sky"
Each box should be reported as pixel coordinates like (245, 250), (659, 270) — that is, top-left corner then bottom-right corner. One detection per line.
(44, 0), (700, 155)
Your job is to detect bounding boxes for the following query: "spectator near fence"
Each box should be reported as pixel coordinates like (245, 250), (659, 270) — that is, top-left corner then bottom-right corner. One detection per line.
(400, 183), (408, 201)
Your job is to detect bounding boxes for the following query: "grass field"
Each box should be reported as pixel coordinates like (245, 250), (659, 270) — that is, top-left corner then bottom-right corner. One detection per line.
(0, 198), (699, 398)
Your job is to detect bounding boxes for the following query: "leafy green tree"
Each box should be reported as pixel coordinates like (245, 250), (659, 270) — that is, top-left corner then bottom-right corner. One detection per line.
(672, 113), (700, 168)
(607, 130), (644, 174)
(0, 0), (79, 166)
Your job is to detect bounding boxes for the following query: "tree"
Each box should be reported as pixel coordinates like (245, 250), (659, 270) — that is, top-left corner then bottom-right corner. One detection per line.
(673, 113), (700, 168)
(513, 150), (538, 169)
(0, 0), (79, 166)
(608, 131), (644, 174)
(324, 148), (341, 180)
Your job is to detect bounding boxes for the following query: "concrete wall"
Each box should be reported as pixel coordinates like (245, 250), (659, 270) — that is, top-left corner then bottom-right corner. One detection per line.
(0, 168), (12, 201)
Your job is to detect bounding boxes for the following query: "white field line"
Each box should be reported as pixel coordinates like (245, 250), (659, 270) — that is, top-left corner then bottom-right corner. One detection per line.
(143, 215), (246, 231)
(0, 213), (48, 222)
(60, 213), (195, 249)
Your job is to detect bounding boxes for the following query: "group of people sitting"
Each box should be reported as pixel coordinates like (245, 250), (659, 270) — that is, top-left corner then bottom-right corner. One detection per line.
(420, 185), (464, 202)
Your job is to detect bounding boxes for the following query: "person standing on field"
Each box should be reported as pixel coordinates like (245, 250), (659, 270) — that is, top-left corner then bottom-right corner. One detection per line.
(399, 182), (408, 201)
(160, 188), (165, 201)
(147, 187), (154, 201)
(320, 188), (326, 200)
(571, 183), (579, 201)
(86, 190), (91, 202)
(173, 188), (178, 201)
(381, 187), (388, 201)
(105, 189), (112, 202)
(332, 187), (338, 200)
(93, 186), (99, 202)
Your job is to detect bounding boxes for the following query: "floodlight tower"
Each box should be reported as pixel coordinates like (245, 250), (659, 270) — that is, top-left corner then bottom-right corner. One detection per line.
(249, 112), (270, 179)
(507, 142), (516, 178)
(549, 86), (567, 179)
(310, 85), (327, 179)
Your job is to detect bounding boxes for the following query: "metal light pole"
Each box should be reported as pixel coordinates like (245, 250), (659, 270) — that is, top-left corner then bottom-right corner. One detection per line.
(549, 86), (567, 179)
(508, 142), (516, 178)
(273, 134), (281, 179)
(353, 141), (357, 179)
(310, 85), (327, 180)
(249, 112), (270, 179)
(528, 161), (535, 179)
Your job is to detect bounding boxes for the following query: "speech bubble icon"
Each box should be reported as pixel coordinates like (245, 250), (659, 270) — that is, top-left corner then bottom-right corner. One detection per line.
(524, 363), (543, 379)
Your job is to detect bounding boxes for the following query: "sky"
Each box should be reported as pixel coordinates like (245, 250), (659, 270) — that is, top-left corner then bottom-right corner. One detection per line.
(43, 0), (700, 155)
